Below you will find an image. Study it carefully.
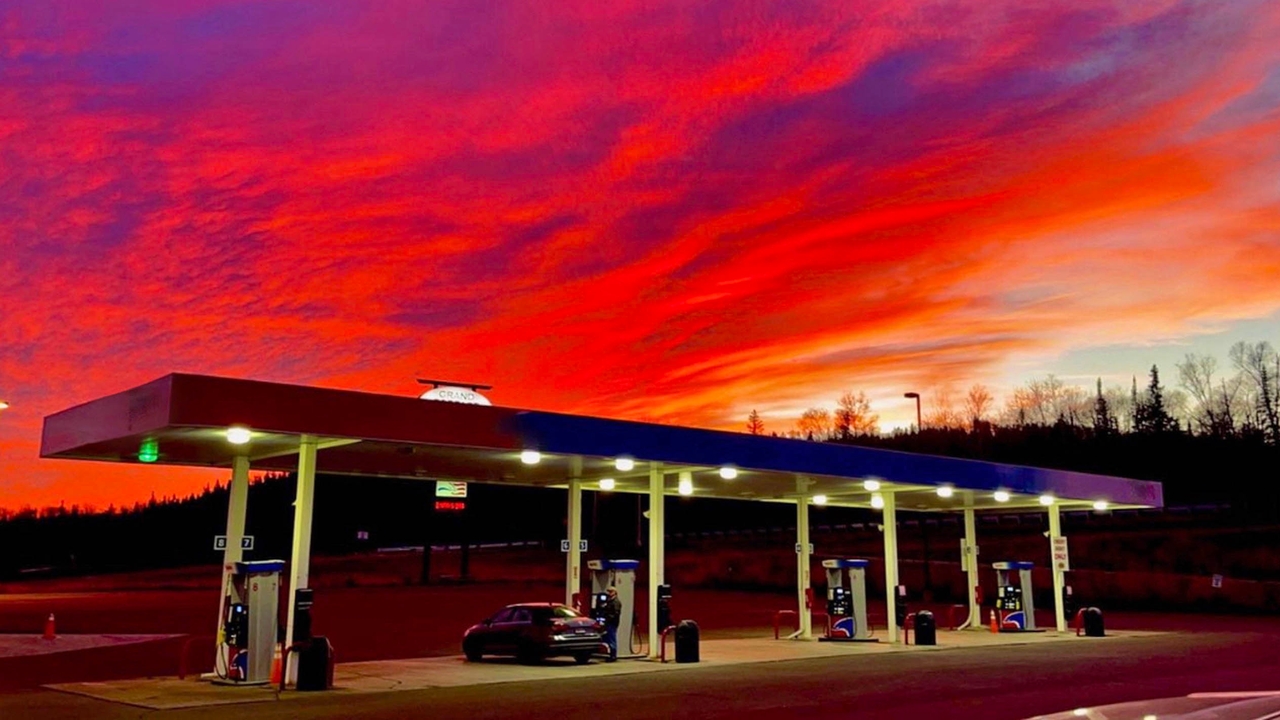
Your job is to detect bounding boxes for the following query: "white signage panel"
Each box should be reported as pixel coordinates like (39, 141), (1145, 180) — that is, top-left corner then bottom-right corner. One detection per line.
(420, 386), (492, 406)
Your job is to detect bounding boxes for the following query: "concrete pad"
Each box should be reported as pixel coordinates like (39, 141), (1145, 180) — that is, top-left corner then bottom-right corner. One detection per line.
(0, 634), (181, 659)
(46, 630), (1160, 710)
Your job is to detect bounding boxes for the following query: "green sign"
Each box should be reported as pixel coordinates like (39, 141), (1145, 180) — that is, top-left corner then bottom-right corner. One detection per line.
(435, 480), (468, 498)
(138, 438), (159, 463)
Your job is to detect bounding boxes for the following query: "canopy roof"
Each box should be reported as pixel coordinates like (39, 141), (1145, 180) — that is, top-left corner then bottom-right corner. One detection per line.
(40, 374), (1163, 512)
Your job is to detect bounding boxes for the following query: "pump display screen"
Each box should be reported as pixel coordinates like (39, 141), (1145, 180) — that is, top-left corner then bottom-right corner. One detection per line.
(997, 586), (1023, 611)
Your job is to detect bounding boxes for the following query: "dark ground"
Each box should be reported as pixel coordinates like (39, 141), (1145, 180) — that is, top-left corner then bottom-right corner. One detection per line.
(1, 581), (1279, 719)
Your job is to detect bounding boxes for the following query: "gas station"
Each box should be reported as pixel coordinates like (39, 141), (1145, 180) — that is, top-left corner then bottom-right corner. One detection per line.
(39, 373), (1164, 695)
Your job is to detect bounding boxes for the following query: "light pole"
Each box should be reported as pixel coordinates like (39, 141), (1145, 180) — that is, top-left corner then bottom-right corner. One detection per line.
(903, 392), (921, 433)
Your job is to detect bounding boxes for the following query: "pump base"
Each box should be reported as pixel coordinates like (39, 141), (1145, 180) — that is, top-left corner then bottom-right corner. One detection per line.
(818, 637), (879, 643)
(210, 679), (272, 687)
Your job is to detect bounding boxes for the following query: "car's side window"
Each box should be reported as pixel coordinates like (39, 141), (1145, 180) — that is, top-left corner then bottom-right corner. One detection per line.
(490, 608), (515, 624)
(511, 608), (531, 623)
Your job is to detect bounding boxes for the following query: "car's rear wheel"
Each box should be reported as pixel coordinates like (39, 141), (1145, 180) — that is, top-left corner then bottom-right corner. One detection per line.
(463, 640), (483, 662)
(572, 651), (591, 665)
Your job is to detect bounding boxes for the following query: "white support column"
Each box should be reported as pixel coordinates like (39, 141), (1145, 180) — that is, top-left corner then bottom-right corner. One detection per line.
(647, 463), (664, 659)
(285, 435), (318, 685)
(796, 476), (813, 639)
(214, 455), (250, 666)
(882, 490), (900, 644)
(1048, 501), (1067, 633)
(566, 473), (583, 608)
(962, 496), (980, 629)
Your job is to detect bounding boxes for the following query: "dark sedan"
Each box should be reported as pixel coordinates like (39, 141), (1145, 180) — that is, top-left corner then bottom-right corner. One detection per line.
(463, 602), (606, 664)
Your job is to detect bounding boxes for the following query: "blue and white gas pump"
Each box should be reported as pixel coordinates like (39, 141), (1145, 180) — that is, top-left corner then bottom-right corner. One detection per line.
(587, 559), (640, 657)
(215, 560), (284, 685)
(820, 559), (874, 642)
(993, 561), (1037, 631)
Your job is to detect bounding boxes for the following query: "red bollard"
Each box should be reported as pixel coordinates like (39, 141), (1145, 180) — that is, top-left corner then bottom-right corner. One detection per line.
(43, 613), (56, 641)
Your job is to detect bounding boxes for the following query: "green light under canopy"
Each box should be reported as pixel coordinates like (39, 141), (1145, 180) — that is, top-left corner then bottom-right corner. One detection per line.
(138, 439), (159, 463)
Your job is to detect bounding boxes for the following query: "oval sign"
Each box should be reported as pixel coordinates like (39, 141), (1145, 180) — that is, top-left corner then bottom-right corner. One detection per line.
(419, 386), (492, 406)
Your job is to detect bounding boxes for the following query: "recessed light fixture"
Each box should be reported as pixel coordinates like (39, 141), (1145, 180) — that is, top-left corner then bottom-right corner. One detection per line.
(812, 494), (828, 506)
(870, 493), (885, 509)
(1093, 500), (1109, 511)
(993, 490), (1011, 503)
(226, 426), (251, 445)
(520, 450), (541, 465)
(936, 485), (954, 498)
(719, 466), (738, 480)
(598, 478), (616, 491)
(614, 457), (635, 472)
(1039, 494), (1055, 506)
(863, 479), (881, 491)
(678, 475), (694, 496)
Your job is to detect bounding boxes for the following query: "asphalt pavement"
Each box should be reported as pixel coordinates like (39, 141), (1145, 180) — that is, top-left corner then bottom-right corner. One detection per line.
(4, 622), (1279, 719)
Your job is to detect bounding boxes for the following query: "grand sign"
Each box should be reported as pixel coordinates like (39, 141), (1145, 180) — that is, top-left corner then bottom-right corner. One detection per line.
(419, 386), (492, 406)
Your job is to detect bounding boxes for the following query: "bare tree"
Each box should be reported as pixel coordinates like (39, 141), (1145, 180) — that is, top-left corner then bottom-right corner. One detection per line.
(746, 409), (765, 436)
(1177, 353), (1242, 437)
(1229, 341), (1280, 443)
(835, 391), (879, 438)
(924, 387), (965, 429)
(797, 408), (833, 441)
(963, 384), (993, 429)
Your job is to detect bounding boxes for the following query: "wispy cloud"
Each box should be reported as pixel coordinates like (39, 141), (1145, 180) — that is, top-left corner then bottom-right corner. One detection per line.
(2, 0), (1279, 507)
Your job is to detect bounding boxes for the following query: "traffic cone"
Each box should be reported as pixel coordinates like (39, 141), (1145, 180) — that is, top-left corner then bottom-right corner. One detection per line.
(269, 644), (283, 685)
(989, 610), (998, 634)
(43, 613), (56, 641)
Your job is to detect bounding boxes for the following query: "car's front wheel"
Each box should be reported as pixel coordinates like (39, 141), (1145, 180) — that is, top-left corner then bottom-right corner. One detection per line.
(463, 639), (483, 662)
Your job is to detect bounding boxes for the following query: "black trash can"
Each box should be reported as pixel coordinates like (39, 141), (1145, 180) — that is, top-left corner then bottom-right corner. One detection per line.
(296, 636), (333, 691)
(1082, 607), (1105, 637)
(914, 610), (937, 646)
(674, 620), (700, 663)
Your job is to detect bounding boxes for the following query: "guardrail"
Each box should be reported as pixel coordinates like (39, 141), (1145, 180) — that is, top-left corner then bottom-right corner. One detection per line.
(657, 625), (678, 663)
(773, 609), (831, 639)
(177, 634), (215, 680)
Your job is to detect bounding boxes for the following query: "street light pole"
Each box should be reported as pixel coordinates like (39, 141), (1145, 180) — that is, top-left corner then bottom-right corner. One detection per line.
(903, 392), (921, 433)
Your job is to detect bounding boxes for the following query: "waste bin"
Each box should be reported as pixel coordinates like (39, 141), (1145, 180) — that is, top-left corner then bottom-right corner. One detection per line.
(296, 636), (333, 691)
(674, 620), (700, 663)
(914, 610), (936, 646)
(1082, 607), (1105, 637)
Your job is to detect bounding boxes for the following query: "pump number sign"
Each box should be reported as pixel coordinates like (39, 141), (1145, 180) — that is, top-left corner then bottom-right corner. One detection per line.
(214, 535), (254, 551)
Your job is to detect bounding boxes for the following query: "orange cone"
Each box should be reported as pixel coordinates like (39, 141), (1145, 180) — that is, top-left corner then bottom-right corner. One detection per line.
(269, 644), (283, 685)
(43, 613), (56, 641)
(989, 610), (998, 634)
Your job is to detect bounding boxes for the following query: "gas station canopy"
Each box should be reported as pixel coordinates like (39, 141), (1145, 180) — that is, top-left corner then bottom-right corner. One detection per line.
(40, 374), (1163, 512)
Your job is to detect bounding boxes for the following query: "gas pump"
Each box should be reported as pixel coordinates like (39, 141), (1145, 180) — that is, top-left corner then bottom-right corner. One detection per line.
(587, 559), (640, 657)
(992, 561), (1037, 631)
(819, 559), (875, 642)
(216, 560), (285, 685)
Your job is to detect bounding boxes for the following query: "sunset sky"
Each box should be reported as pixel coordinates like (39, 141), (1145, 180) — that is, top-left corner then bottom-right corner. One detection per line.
(3, 1), (1279, 510)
